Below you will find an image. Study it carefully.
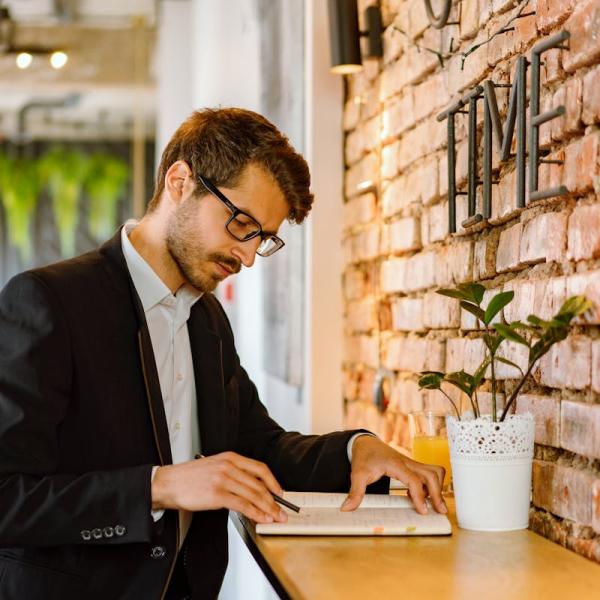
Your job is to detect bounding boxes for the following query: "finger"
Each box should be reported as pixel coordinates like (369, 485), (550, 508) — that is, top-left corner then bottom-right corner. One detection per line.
(229, 454), (283, 496)
(341, 472), (370, 511)
(223, 493), (277, 524)
(403, 474), (428, 515)
(415, 467), (447, 514)
(223, 475), (283, 520)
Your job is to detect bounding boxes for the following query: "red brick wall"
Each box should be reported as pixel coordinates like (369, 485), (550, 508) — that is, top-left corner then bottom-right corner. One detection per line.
(342, 0), (600, 561)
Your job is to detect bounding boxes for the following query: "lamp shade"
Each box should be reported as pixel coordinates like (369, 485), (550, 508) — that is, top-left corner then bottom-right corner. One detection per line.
(327, 0), (362, 74)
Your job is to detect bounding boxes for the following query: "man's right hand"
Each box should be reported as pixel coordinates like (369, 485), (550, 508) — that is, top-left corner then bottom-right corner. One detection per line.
(151, 452), (287, 524)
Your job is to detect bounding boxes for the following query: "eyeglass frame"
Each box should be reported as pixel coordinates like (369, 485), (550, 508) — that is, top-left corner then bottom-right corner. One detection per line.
(197, 175), (286, 257)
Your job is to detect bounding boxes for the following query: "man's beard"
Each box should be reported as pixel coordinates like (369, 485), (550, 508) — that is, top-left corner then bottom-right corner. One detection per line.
(165, 198), (240, 293)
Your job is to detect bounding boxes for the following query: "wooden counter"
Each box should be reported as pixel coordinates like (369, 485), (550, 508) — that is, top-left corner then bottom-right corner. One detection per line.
(231, 496), (600, 600)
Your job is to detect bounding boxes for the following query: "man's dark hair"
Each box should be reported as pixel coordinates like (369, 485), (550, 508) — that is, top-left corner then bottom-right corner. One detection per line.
(148, 107), (313, 223)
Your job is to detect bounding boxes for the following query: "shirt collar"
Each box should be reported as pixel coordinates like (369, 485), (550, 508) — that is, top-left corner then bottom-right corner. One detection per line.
(120, 220), (203, 313)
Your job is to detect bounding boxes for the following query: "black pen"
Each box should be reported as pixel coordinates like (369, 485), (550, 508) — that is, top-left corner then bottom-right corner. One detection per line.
(194, 454), (301, 513)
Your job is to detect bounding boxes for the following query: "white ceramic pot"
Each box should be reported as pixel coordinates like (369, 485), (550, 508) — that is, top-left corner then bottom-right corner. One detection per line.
(446, 413), (535, 531)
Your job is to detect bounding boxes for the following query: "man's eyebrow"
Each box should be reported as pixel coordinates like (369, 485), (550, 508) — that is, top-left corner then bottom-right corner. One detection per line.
(237, 207), (279, 237)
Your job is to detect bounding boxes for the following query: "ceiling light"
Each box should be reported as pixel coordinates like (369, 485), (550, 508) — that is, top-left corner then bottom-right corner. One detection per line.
(16, 52), (33, 69)
(50, 51), (68, 69)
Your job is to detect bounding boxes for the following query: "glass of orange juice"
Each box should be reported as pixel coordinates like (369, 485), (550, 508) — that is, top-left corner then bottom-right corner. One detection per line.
(408, 411), (452, 493)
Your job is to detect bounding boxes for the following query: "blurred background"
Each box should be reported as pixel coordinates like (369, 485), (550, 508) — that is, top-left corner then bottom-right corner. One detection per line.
(0, 1), (343, 598)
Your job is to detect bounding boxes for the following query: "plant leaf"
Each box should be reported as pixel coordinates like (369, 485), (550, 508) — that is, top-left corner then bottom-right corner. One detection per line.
(558, 295), (593, 318)
(460, 301), (486, 322)
(443, 370), (474, 396)
(418, 372), (444, 390)
(457, 282), (486, 304)
(495, 356), (524, 377)
(472, 358), (490, 389)
(437, 288), (472, 301)
(483, 332), (504, 354)
(493, 323), (530, 346)
(484, 291), (514, 325)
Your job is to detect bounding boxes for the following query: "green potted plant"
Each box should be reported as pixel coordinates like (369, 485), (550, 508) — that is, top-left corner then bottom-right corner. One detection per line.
(0, 152), (40, 263)
(418, 283), (591, 531)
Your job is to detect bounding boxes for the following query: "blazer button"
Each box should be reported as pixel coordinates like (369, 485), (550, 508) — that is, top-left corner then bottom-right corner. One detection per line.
(103, 526), (114, 538)
(92, 528), (103, 540)
(151, 545), (166, 560)
(114, 525), (127, 537)
(80, 530), (91, 541)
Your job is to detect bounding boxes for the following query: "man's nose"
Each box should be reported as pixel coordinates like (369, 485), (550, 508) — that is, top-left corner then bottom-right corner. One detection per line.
(231, 237), (261, 268)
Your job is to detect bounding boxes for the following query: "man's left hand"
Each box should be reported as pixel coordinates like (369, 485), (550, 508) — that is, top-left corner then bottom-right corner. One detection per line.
(341, 435), (448, 516)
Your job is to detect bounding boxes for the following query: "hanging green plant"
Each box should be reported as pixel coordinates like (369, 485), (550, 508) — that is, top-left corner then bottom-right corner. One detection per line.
(84, 152), (129, 241)
(0, 151), (41, 263)
(39, 147), (90, 257)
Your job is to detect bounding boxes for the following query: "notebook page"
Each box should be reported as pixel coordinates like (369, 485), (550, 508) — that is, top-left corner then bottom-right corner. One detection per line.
(283, 491), (415, 509)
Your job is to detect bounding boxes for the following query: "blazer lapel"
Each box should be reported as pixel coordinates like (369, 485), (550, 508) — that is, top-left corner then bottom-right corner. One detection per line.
(99, 229), (173, 466)
(187, 304), (228, 456)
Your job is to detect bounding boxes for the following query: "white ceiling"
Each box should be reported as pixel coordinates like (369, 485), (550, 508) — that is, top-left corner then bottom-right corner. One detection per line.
(3, 0), (157, 24)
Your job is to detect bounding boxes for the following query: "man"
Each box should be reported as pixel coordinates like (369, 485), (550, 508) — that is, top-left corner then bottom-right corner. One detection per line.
(0, 108), (446, 599)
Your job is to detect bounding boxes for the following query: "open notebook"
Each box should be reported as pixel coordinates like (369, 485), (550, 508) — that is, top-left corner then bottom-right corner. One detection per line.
(256, 492), (452, 536)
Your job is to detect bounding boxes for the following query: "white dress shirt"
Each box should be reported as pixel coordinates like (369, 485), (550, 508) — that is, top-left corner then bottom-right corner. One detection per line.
(121, 222), (201, 545)
(120, 222), (370, 548)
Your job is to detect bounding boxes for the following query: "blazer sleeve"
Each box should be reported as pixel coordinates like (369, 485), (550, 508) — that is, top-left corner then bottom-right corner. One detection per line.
(232, 362), (389, 495)
(0, 272), (154, 547)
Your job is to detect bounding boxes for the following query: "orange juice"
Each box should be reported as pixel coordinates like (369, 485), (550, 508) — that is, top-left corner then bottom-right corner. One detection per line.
(412, 435), (452, 489)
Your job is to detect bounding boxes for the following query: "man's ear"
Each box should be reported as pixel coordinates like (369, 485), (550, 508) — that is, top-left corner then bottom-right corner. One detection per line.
(164, 161), (194, 205)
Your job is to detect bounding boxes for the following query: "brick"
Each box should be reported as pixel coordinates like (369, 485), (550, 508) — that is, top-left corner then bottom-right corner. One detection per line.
(463, 338), (487, 375)
(477, 392), (506, 417)
(381, 92), (415, 142)
(568, 203), (600, 261)
(533, 461), (596, 526)
(382, 176), (410, 218)
(490, 169), (519, 224)
(384, 336), (445, 372)
(513, 5), (538, 52)
(382, 22), (405, 65)
(495, 341), (528, 380)
(552, 78), (583, 141)
(343, 192), (376, 231)
(385, 217), (421, 254)
(344, 334), (379, 366)
(435, 242), (473, 288)
(446, 338), (465, 372)
(564, 0), (600, 72)
(343, 99), (361, 132)
(503, 279), (535, 323)
(412, 73), (450, 123)
(391, 297), (424, 331)
(397, 120), (446, 171)
(421, 202), (447, 246)
(473, 236), (497, 280)
(345, 152), (378, 197)
(533, 276), (567, 321)
(515, 394), (561, 447)
(520, 212), (568, 265)
(362, 86), (383, 120)
(460, 0), (480, 40)
(381, 257), (408, 293)
(493, 0), (517, 13)
(542, 48), (564, 85)
(561, 400), (600, 460)
(538, 335), (592, 390)
(346, 225), (381, 263)
(593, 341), (600, 393)
(422, 290), (461, 329)
(344, 267), (367, 301)
(407, 0), (429, 39)
(420, 157), (440, 205)
(405, 251), (437, 292)
(391, 378), (424, 414)
(346, 298), (378, 333)
(582, 65), (600, 126)
(536, 0), (576, 33)
(564, 133), (600, 195)
(567, 270), (600, 325)
(381, 141), (400, 180)
(497, 222), (523, 272)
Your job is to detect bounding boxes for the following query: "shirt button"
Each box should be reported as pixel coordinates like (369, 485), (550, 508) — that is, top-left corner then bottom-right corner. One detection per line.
(92, 528), (103, 540)
(103, 526), (114, 538)
(80, 529), (91, 541)
(151, 545), (166, 560)
(174, 421), (181, 431)
(176, 373), (183, 381)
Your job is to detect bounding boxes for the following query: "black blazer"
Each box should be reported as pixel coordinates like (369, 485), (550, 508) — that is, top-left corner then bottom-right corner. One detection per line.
(0, 230), (387, 599)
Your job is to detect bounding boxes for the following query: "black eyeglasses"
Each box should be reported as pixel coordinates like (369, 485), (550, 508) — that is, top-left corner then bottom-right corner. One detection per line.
(198, 175), (285, 257)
